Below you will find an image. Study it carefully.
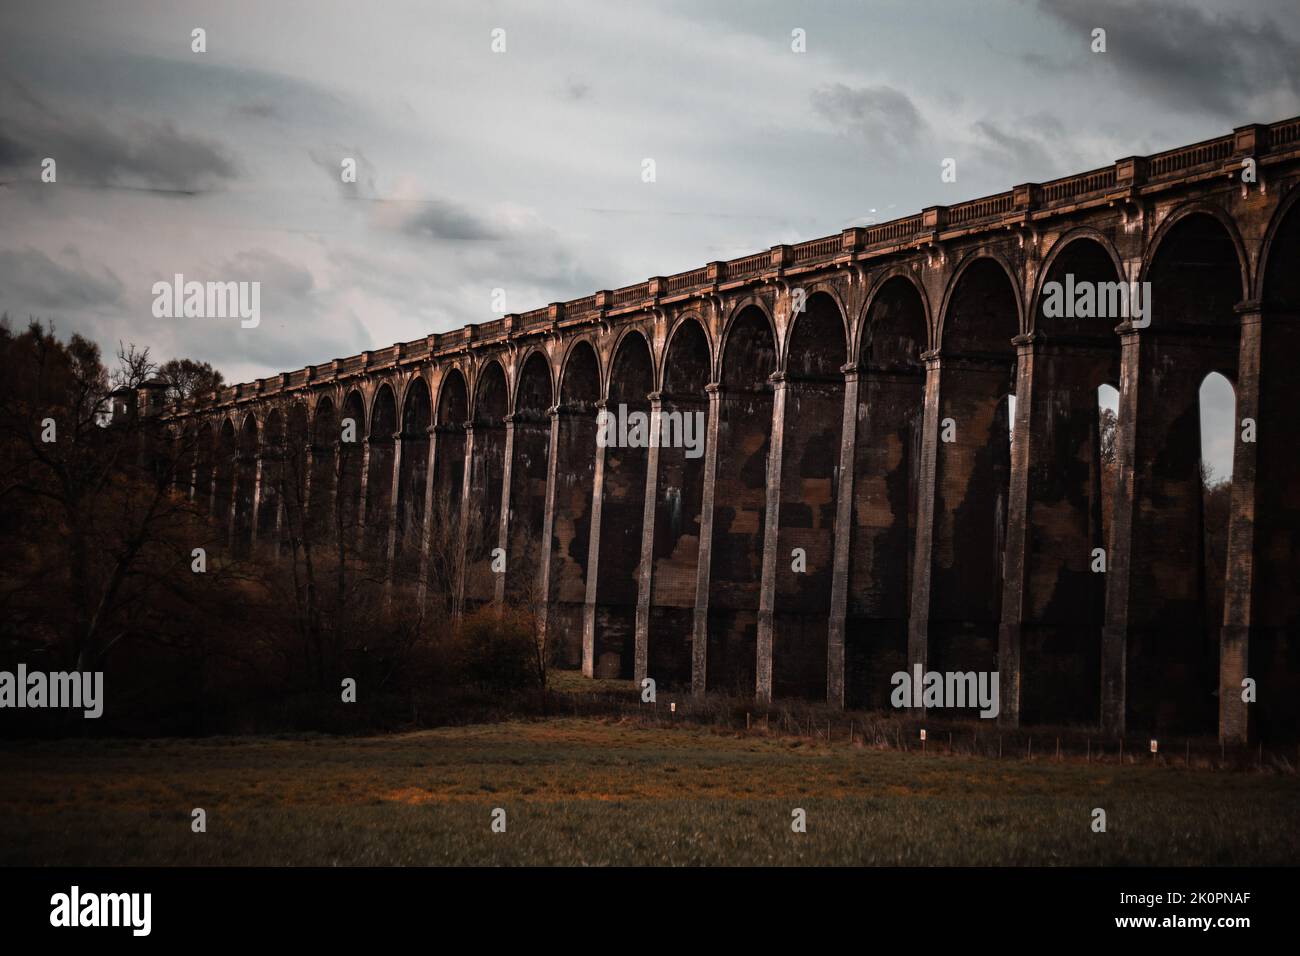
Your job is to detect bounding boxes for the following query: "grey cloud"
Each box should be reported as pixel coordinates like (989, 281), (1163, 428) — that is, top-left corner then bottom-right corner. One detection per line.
(219, 248), (316, 301)
(810, 83), (928, 153)
(165, 248), (364, 373)
(400, 200), (505, 241)
(234, 100), (279, 120)
(970, 119), (1057, 177)
(563, 78), (592, 101)
(0, 247), (125, 312)
(0, 76), (239, 192)
(1035, 0), (1300, 117)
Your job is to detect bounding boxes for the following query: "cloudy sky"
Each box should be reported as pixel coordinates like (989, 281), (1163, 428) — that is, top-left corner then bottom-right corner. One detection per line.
(2, 0), (1298, 475)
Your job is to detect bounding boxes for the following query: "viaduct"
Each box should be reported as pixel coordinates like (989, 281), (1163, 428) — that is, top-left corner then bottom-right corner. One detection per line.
(158, 116), (1300, 743)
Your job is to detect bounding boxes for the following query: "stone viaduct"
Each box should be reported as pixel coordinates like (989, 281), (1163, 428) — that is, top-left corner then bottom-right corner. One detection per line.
(161, 117), (1300, 743)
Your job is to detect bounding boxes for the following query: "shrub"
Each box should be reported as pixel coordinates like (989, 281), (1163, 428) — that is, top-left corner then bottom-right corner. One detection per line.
(454, 606), (536, 695)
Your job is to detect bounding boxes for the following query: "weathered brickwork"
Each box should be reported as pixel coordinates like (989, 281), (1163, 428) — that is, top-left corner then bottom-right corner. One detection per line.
(163, 118), (1300, 742)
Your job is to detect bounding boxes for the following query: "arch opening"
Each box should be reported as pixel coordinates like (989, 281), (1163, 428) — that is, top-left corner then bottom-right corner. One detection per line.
(1006, 238), (1123, 726)
(1199, 372), (1235, 667)
(393, 379), (431, 579)
(463, 363), (509, 610)
(361, 385), (398, 557)
(771, 292), (847, 700)
(589, 332), (654, 679)
(502, 352), (555, 608)
(278, 401), (310, 556)
(192, 422), (214, 513)
(427, 370), (469, 620)
(1246, 199), (1300, 740)
(232, 414), (259, 556)
(1117, 212), (1243, 735)
(214, 419), (237, 540)
(308, 397), (337, 540)
(548, 340), (602, 669)
(646, 319), (712, 688)
(336, 390), (367, 551)
(706, 305), (777, 694)
(927, 257), (1019, 702)
(257, 409), (286, 549)
(846, 276), (928, 709)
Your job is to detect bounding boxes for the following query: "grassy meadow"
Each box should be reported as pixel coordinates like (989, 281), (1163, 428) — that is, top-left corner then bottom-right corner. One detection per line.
(2, 715), (1297, 866)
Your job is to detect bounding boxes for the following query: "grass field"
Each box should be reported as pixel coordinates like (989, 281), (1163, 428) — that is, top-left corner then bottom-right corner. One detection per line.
(2, 717), (1297, 866)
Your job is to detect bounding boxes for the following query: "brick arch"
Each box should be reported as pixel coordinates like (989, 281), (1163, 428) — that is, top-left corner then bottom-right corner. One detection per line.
(335, 389), (368, 542)
(659, 311), (714, 389)
(339, 388), (366, 433)
(463, 357), (510, 607)
(286, 399), (309, 445)
(512, 347), (555, 414)
(472, 358), (509, 424)
(1030, 227), (1126, 335)
(399, 375), (431, 430)
(858, 270), (930, 370)
(717, 294), (777, 384)
(588, 326), (656, 678)
(1147, 211), (1245, 334)
(1141, 199), (1251, 303)
(191, 418), (215, 508)
(781, 279), (850, 369)
(391, 375), (432, 573)
(257, 407), (287, 543)
(213, 416), (237, 526)
(639, 311), (713, 689)
(309, 387), (340, 421)
(661, 314), (713, 394)
(231, 412), (261, 555)
(500, 345), (557, 606)
(1107, 199), (1249, 738)
(217, 414), (237, 443)
(856, 266), (932, 358)
(559, 337), (601, 408)
(238, 410), (259, 451)
(434, 366), (470, 425)
(605, 326), (655, 403)
(1234, 180), (1300, 743)
(767, 284), (850, 702)
(262, 406), (286, 445)
(368, 381), (398, 437)
(396, 372), (433, 428)
(310, 394), (336, 443)
(549, 335), (603, 670)
(1256, 181), (1300, 302)
(783, 287), (849, 378)
(936, 250), (1024, 354)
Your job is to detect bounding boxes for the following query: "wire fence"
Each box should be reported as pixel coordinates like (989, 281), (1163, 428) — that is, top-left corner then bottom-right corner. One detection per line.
(544, 687), (1297, 774)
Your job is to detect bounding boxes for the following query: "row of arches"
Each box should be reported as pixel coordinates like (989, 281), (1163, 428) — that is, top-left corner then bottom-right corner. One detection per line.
(177, 196), (1300, 740)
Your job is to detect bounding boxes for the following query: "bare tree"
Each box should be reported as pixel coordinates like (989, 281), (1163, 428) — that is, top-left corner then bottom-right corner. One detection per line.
(0, 321), (220, 672)
(111, 341), (157, 391)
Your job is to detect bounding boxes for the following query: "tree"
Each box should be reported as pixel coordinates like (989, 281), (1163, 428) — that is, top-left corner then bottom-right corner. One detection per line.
(158, 358), (224, 404)
(111, 341), (157, 391)
(0, 321), (218, 673)
(1099, 406), (1117, 466)
(512, 536), (555, 715)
